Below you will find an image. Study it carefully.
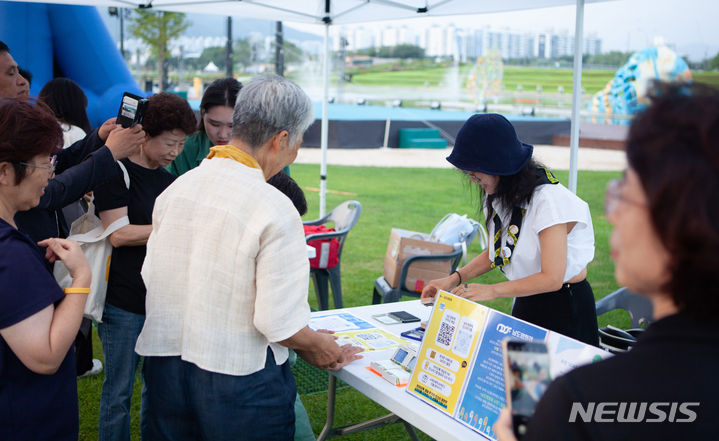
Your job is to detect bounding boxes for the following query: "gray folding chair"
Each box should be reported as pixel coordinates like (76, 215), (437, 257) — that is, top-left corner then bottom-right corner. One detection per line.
(595, 287), (654, 353)
(595, 287), (654, 329)
(304, 200), (362, 310)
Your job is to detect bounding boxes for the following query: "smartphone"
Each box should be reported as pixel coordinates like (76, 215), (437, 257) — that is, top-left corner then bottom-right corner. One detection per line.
(502, 339), (551, 439)
(400, 327), (425, 342)
(388, 311), (421, 323)
(116, 92), (149, 128)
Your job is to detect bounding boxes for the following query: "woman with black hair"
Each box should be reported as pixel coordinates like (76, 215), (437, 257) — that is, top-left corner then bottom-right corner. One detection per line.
(421, 113), (598, 345)
(39, 77), (102, 378)
(494, 82), (719, 441)
(167, 77), (242, 176)
(38, 77), (92, 148)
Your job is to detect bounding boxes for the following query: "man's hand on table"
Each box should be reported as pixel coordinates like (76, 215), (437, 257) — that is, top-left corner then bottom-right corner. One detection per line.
(328, 343), (365, 371)
(281, 326), (364, 371)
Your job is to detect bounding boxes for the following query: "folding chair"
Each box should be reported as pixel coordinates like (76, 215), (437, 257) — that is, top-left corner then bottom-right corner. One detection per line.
(595, 287), (654, 329)
(304, 200), (362, 310)
(596, 287), (654, 353)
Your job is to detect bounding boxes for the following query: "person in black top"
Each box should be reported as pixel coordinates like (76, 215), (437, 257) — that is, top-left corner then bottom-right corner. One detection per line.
(93, 92), (196, 441)
(1, 40), (146, 244)
(39, 76), (106, 378)
(494, 82), (719, 440)
(0, 99), (92, 440)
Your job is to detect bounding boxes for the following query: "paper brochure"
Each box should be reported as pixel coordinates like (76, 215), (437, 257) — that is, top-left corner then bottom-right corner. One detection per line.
(407, 291), (610, 440)
(309, 312), (406, 351)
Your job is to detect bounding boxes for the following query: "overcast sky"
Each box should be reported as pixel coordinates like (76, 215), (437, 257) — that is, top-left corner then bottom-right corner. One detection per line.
(287, 0), (719, 61)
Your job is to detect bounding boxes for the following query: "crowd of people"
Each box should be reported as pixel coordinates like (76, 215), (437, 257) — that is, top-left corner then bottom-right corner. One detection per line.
(0, 40), (361, 441)
(1, 36), (717, 441)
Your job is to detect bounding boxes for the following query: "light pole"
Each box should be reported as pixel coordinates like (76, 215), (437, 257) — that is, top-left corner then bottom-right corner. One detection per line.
(108, 7), (130, 60)
(275, 21), (284, 77)
(226, 16), (233, 77)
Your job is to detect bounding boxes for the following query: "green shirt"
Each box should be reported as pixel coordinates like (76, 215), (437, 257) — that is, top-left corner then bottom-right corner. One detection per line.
(166, 131), (213, 177)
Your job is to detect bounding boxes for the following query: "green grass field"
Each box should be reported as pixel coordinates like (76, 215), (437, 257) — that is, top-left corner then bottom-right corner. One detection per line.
(346, 64), (614, 94)
(78, 164), (627, 440)
(344, 64), (719, 95)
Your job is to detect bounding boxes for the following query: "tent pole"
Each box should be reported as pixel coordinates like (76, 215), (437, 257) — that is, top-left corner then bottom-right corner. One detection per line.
(320, 22), (330, 217)
(568, 0), (584, 194)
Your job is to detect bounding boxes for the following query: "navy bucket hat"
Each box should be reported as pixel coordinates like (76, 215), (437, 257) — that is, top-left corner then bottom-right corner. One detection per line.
(446, 113), (533, 176)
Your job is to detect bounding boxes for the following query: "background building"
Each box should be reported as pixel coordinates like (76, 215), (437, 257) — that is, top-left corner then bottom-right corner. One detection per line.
(334, 23), (602, 60)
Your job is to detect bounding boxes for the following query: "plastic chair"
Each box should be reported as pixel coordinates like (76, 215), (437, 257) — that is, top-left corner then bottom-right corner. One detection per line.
(304, 201), (362, 310)
(372, 246), (463, 304)
(595, 287), (654, 329)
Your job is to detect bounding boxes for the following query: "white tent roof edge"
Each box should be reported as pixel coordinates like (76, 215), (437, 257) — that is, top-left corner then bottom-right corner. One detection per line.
(12, 0), (610, 25)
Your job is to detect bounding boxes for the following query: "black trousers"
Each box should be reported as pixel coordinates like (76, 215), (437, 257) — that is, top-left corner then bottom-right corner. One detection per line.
(74, 318), (94, 375)
(512, 279), (599, 346)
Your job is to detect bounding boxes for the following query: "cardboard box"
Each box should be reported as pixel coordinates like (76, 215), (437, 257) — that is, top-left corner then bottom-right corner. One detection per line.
(383, 228), (455, 292)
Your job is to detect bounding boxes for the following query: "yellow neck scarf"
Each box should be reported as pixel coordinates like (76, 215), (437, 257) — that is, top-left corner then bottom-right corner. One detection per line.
(207, 145), (261, 170)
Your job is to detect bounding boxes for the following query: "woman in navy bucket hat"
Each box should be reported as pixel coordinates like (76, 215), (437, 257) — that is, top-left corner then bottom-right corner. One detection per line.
(446, 113), (534, 175)
(422, 113), (599, 346)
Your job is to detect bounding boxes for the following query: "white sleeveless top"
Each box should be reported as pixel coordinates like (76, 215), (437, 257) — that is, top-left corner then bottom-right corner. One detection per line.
(487, 183), (595, 282)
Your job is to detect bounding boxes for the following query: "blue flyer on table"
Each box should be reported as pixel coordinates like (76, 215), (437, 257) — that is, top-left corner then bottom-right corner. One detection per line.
(456, 310), (548, 438)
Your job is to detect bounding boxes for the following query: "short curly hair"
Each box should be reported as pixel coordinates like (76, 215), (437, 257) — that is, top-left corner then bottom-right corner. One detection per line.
(0, 99), (62, 184)
(627, 81), (719, 321)
(142, 92), (197, 138)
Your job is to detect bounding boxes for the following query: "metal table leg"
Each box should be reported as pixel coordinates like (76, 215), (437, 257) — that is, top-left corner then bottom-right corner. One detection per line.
(316, 374), (422, 441)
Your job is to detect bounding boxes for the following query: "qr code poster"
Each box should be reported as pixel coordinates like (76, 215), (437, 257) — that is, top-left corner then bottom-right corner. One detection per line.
(407, 291), (488, 416)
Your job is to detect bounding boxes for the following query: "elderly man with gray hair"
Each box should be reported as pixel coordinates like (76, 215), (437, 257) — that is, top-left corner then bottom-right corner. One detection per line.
(135, 74), (363, 440)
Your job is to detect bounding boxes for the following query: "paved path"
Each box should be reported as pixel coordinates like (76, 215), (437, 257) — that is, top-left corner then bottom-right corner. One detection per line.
(296, 145), (626, 171)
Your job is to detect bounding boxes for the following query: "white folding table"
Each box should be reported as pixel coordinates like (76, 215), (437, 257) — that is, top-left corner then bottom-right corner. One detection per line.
(312, 301), (484, 441)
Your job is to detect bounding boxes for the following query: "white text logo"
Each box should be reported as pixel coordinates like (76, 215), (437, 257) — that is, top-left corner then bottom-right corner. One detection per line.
(569, 402), (699, 423)
(496, 324), (512, 334)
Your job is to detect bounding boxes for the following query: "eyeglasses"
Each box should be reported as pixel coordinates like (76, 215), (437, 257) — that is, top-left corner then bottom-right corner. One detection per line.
(604, 178), (646, 215)
(462, 170), (482, 183)
(19, 155), (56, 175)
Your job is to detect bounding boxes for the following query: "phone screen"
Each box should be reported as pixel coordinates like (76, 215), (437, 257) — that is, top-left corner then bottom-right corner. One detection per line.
(117, 92), (145, 128)
(120, 95), (138, 120)
(503, 340), (551, 438)
(392, 348), (408, 363)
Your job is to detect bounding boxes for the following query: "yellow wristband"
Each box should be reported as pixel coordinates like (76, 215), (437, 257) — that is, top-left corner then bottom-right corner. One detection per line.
(64, 287), (91, 295)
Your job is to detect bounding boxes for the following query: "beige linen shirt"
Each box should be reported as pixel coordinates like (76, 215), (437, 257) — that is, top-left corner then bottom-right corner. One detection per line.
(135, 156), (311, 376)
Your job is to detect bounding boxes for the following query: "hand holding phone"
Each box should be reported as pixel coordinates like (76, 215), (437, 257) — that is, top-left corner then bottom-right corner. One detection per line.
(502, 339), (551, 439)
(117, 92), (149, 128)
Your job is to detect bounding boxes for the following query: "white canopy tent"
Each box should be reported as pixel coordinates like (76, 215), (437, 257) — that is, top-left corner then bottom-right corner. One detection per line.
(18, 0), (607, 215)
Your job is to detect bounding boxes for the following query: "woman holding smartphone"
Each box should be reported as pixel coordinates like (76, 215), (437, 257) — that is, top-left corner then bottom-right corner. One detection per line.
(421, 113), (598, 345)
(495, 82), (719, 440)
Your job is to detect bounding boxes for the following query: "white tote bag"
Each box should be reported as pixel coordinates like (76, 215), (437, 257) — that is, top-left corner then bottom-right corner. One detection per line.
(430, 213), (488, 266)
(430, 213), (487, 249)
(53, 162), (130, 322)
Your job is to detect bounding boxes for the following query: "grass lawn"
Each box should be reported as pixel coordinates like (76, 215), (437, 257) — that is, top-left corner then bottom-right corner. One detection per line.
(345, 64), (719, 96)
(78, 164), (625, 440)
(346, 64), (615, 95)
